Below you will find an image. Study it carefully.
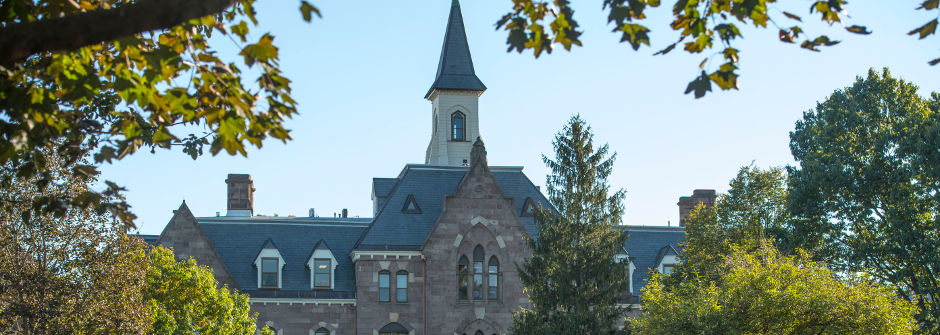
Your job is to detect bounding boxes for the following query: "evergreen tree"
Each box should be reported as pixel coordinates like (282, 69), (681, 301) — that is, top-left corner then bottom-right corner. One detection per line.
(509, 115), (629, 335)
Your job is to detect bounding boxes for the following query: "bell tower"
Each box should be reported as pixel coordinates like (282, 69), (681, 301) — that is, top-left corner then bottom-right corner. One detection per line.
(425, 0), (486, 166)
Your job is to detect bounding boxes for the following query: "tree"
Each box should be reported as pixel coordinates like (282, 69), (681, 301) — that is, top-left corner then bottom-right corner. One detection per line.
(496, 1), (940, 98)
(788, 68), (940, 333)
(509, 115), (629, 335)
(0, 0), (320, 228)
(631, 248), (918, 335)
(0, 146), (150, 334)
(145, 246), (268, 335)
(635, 164), (917, 334)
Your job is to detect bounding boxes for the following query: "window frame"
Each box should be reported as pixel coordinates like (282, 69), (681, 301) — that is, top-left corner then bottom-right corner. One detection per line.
(396, 270), (408, 303)
(451, 111), (466, 141)
(458, 255), (470, 300)
(488, 256), (500, 300)
(314, 327), (329, 335)
(260, 257), (279, 289)
(472, 245), (484, 300)
(313, 258), (332, 289)
(378, 270), (391, 302)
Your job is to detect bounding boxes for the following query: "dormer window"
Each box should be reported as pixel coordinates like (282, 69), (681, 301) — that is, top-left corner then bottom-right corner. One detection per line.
(261, 258), (279, 288)
(254, 239), (285, 289)
(521, 197), (537, 217)
(307, 239), (338, 290)
(314, 259), (331, 288)
(451, 111), (465, 141)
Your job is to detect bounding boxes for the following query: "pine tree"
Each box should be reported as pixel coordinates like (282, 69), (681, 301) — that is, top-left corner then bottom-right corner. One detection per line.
(509, 115), (629, 335)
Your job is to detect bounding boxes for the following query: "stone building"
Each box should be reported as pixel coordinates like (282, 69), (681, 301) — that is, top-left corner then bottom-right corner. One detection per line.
(143, 2), (714, 334)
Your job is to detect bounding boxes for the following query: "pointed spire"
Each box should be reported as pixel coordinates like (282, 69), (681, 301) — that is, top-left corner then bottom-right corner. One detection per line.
(425, 0), (486, 99)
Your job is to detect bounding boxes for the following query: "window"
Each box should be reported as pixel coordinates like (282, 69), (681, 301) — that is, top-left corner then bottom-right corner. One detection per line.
(451, 111), (465, 141)
(473, 245), (484, 300)
(314, 328), (329, 335)
(313, 259), (331, 288)
(662, 264), (675, 275)
(402, 194), (421, 214)
(379, 322), (408, 335)
(396, 270), (408, 303)
(261, 258), (278, 288)
(475, 331), (484, 335)
(488, 256), (500, 300)
(379, 270), (390, 302)
(458, 255), (469, 300)
(521, 197), (537, 217)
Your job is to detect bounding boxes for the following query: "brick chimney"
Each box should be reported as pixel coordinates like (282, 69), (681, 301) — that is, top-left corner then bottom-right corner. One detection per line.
(226, 174), (254, 217)
(677, 189), (716, 227)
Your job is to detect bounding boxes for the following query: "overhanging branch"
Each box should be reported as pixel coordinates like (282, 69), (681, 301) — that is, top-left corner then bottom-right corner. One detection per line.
(0, 0), (235, 66)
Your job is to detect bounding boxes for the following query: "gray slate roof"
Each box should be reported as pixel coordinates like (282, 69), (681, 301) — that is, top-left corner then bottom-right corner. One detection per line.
(621, 226), (685, 298)
(425, 0), (486, 98)
(196, 217), (369, 298)
(357, 165), (549, 250)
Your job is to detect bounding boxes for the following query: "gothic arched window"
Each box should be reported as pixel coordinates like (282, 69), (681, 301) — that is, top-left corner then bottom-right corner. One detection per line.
(488, 256), (500, 300)
(458, 255), (469, 300)
(472, 245), (484, 300)
(379, 322), (408, 335)
(451, 111), (465, 141)
(314, 328), (329, 335)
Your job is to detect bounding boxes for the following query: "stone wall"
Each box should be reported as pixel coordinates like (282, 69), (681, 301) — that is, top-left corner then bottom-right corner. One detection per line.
(252, 302), (356, 335)
(156, 202), (237, 288)
(353, 255), (425, 335)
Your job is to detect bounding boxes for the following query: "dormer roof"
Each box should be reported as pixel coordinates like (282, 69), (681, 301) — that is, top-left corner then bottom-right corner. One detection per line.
(425, 0), (486, 99)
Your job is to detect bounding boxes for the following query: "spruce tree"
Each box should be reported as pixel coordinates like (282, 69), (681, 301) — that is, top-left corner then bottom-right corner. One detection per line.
(509, 115), (629, 335)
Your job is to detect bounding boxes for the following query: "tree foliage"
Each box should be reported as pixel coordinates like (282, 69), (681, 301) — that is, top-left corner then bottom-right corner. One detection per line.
(497, 1), (940, 98)
(0, 146), (150, 334)
(635, 163), (918, 334)
(631, 248), (918, 335)
(145, 246), (266, 335)
(509, 115), (629, 335)
(0, 0), (319, 228)
(788, 68), (940, 334)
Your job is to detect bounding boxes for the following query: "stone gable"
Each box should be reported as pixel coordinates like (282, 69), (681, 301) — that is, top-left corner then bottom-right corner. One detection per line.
(157, 202), (238, 289)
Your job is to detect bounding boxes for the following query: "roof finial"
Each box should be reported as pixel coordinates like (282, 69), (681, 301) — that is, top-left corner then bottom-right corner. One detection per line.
(471, 137), (487, 167)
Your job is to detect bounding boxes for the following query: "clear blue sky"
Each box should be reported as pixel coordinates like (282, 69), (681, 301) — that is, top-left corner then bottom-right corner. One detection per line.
(102, 1), (940, 235)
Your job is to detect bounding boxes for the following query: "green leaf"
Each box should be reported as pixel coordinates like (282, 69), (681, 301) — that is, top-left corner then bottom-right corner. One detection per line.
(782, 11), (803, 22)
(299, 1), (321, 22)
(685, 70), (713, 98)
(618, 23), (652, 50)
(709, 62), (739, 90)
(654, 42), (677, 55)
(917, 0), (939, 10)
(845, 25), (871, 35)
(908, 19), (938, 39)
(929, 58), (940, 66)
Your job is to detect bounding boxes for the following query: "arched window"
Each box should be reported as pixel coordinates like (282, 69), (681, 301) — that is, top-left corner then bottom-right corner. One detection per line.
(396, 270), (408, 303)
(475, 331), (484, 335)
(451, 111), (465, 141)
(378, 270), (390, 302)
(472, 245), (484, 300)
(314, 327), (329, 335)
(488, 256), (500, 300)
(379, 322), (408, 335)
(457, 255), (469, 300)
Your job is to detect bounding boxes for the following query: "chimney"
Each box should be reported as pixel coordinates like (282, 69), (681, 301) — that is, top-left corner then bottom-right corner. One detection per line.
(225, 174), (255, 217)
(341, 208), (348, 218)
(677, 189), (716, 227)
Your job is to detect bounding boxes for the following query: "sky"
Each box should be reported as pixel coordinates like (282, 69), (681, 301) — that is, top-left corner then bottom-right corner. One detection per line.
(100, 1), (940, 235)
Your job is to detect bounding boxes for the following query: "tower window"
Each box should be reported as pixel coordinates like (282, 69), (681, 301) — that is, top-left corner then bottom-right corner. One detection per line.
(451, 111), (465, 141)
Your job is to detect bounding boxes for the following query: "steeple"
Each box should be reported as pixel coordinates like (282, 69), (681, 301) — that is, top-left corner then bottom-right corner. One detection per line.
(425, 0), (486, 99)
(425, 0), (485, 166)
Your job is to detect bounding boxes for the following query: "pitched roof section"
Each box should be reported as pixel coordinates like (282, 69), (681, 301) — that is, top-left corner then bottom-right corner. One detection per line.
(356, 164), (550, 250)
(196, 217), (368, 298)
(425, 0), (486, 99)
(620, 226), (686, 299)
